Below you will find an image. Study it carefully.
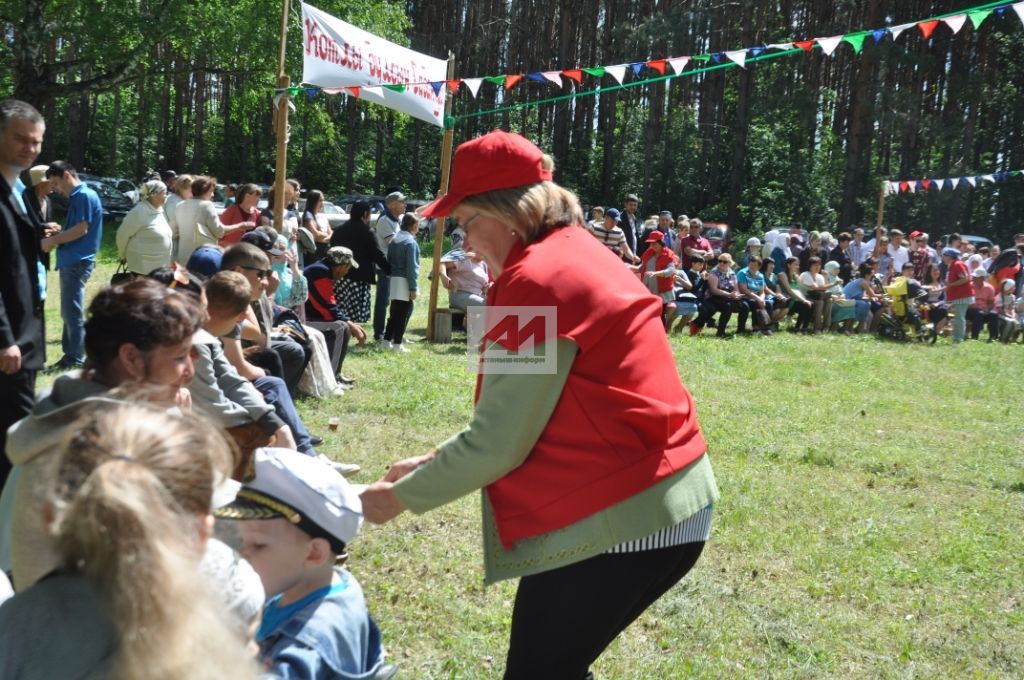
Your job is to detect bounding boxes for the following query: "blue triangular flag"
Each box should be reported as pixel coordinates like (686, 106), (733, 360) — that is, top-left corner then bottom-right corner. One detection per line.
(872, 28), (888, 44)
(750, 45), (767, 58)
(993, 172), (1008, 181)
(915, 181), (925, 192)
(430, 81), (443, 96)
(526, 73), (547, 83)
(711, 53), (723, 64)
(996, 6), (1006, 15)
(306, 88), (318, 100)
(957, 177), (970, 188)
(630, 62), (644, 76)
(943, 179), (955, 190)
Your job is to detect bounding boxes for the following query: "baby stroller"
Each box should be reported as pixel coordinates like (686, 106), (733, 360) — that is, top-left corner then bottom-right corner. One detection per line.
(877, 277), (937, 343)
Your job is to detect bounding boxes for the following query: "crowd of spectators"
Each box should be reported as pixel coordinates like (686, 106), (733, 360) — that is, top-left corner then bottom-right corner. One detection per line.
(585, 200), (1023, 344)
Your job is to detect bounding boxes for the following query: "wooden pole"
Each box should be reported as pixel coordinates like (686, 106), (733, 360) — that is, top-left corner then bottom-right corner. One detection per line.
(875, 180), (887, 229)
(272, 0), (292, 230)
(426, 53), (457, 342)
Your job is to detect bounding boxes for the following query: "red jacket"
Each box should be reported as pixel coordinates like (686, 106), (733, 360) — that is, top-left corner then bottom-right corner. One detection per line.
(638, 245), (679, 293)
(480, 225), (707, 548)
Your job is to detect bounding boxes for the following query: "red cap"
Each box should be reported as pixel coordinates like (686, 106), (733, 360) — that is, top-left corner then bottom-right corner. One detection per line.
(645, 230), (665, 244)
(420, 130), (553, 218)
(908, 230), (923, 240)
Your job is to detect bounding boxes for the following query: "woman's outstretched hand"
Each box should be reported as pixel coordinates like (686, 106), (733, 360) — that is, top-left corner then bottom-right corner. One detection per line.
(360, 482), (406, 524)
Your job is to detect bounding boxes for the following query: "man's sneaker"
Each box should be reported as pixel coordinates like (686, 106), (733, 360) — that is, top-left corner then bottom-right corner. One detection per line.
(336, 374), (356, 386)
(378, 339), (393, 350)
(47, 357), (83, 373)
(391, 343), (411, 354)
(317, 454), (361, 477)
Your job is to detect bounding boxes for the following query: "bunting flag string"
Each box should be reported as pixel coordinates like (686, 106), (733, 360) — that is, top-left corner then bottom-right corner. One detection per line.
(278, 0), (1023, 120)
(884, 170), (1023, 195)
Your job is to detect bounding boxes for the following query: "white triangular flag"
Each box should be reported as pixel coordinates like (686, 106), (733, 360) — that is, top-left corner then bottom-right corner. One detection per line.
(981, 174), (995, 183)
(1015, 3), (1024, 26)
(966, 177), (977, 187)
(890, 23), (915, 40)
(942, 14), (967, 34)
(906, 182), (916, 194)
(817, 35), (843, 56)
(766, 42), (794, 51)
(725, 50), (747, 68)
(933, 179), (945, 192)
(887, 182), (899, 195)
(604, 65), (627, 84)
(463, 78), (483, 98)
(541, 71), (563, 87)
(361, 86), (384, 98)
(667, 57), (690, 74)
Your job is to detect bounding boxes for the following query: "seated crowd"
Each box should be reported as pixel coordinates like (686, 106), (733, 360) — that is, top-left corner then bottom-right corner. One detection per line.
(585, 202), (1024, 344)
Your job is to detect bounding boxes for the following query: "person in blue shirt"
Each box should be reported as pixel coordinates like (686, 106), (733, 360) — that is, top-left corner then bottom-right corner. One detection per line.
(216, 448), (393, 680)
(736, 255), (773, 335)
(41, 161), (103, 369)
(382, 213), (420, 353)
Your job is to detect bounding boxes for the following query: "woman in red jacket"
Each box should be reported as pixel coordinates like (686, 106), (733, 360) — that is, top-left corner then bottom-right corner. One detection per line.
(942, 247), (974, 343)
(360, 130), (717, 679)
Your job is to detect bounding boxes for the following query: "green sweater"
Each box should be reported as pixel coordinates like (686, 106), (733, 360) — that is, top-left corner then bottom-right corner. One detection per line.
(393, 339), (719, 584)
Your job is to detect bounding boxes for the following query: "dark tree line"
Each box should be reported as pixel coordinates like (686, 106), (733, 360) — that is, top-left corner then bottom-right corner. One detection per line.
(2, 0), (1022, 242)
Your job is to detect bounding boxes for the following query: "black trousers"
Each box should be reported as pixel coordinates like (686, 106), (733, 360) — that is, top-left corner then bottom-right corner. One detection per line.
(0, 369), (36, 489)
(504, 541), (705, 680)
(965, 308), (999, 340)
(703, 297), (746, 334)
(383, 300), (413, 345)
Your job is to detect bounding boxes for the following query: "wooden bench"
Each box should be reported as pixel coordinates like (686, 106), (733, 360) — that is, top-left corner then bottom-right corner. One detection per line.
(432, 307), (467, 342)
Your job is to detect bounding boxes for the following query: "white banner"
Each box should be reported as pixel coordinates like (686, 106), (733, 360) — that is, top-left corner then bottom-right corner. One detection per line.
(301, 2), (446, 127)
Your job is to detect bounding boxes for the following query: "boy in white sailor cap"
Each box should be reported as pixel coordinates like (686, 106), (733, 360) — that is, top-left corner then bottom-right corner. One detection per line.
(215, 448), (393, 679)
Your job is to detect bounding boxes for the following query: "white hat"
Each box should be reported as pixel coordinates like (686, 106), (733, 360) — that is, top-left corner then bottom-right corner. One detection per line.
(28, 165), (49, 187)
(215, 448), (363, 554)
(746, 237), (761, 247)
(972, 267), (988, 278)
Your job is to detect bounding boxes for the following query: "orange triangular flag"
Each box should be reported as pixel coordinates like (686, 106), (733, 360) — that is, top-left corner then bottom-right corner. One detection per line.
(505, 74), (524, 90)
(446, 80), (461, 93)
(562, 69), (583, 84)
(918, 20), (939, 39)
(794, 40), (815, 52)
(646, 59), (667, 75)
(345, 86), (360, 98)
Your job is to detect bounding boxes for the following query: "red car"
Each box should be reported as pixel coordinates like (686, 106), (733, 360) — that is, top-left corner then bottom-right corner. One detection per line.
(700, 223), (732, 256)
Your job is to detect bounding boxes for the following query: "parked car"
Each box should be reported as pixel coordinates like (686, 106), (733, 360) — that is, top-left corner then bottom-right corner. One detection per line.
(940, 233), (993, 251)
(295, 198), (349, 229)
(100, 176), (139, 204)
(701, 222), (732, 256)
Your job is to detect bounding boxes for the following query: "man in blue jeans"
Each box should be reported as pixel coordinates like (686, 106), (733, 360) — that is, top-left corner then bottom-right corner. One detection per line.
(41, 161), (102, 370)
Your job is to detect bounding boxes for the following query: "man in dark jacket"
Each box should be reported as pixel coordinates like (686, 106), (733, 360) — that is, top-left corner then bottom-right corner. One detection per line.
(0, 99), (46, 488)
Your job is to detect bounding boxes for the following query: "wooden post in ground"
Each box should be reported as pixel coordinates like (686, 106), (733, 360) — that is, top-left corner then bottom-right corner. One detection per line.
(426, 53), (457, 342)
(875, 181), (887, 229)
(272, 0), (292, 230)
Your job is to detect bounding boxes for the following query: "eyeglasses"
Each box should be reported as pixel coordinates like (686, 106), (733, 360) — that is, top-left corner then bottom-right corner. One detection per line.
(717, 258), (730, 263)
(461, 213), (482, 232)
(241, 265), (272, 280)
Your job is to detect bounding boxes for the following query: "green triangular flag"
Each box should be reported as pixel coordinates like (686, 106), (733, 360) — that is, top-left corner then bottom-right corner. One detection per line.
(382, 84), (406, 93)
(968, 9), (992, 30)
(692, 54), (711, 62)
(484, 75), (506, 85)
(287, 86), (302, 96)
(582, 67), (606, 77)
(842, 32), (868, 54)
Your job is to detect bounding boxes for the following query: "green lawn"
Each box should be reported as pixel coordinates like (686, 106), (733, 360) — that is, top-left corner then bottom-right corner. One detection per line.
(40, 235), (1024, 679)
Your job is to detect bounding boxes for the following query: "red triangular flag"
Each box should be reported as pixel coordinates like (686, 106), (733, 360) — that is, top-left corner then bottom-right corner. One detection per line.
(794, 40), (815, 52)
(922, 179), (931, 190)
(899, 181), (910, 193)
(345, 86), (360, 98)
(562, 69), (583, 84)
(446, 80), (461, 93)
(646, 59), (667, 75)
(918, 20), (939, 39)
(505, 74), (524, 90)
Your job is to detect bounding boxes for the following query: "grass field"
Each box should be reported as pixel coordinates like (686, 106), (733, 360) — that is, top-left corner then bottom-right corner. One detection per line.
(40, 233), (1024, 679)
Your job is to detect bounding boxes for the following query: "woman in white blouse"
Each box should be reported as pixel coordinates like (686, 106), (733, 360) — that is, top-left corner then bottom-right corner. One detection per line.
(171, 176), (245, 263)
(115, 180), (172, 275)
